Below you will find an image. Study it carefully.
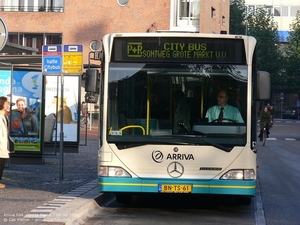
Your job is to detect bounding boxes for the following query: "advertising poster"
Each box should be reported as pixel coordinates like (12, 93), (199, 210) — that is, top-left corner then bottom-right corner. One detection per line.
(44, 75), (79, 142)
(0, 70), (43, 152)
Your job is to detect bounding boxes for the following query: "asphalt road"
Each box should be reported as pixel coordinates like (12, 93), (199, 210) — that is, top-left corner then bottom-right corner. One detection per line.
(257, 119), (300, 225)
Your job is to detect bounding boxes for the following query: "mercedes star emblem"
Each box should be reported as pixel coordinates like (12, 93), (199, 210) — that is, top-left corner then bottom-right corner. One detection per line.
(167, 162), (184, 178)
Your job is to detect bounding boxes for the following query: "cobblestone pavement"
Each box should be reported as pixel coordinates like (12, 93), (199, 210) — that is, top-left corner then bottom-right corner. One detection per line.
(0, 127), (99, 225)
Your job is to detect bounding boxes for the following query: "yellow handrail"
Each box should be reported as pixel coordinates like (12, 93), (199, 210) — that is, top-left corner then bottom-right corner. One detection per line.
(120, 125), (145, 135)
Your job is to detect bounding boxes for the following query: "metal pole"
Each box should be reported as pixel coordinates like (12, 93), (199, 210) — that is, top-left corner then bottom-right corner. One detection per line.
(59, 72), (64, 180)
(281, 99), (283, 119)
(89, 103), (92, 130)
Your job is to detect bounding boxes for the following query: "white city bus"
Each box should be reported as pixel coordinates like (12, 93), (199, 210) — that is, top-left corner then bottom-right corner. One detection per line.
(91, 33), (270, 204)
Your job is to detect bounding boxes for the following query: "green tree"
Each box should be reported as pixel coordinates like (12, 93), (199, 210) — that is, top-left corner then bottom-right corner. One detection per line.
(282, 11), (300, 93)
(246, 7), (282, 93)
(229, 0), (246, 35)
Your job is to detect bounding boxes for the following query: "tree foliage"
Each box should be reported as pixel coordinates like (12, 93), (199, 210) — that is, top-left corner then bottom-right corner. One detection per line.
(282, 11), (300, 94)
(230, 2), (284, 93)
(246, 7), (282, 93)
(229, 0), (246, 35)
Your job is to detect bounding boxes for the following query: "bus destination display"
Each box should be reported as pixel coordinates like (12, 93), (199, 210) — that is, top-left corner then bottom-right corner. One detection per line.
(112, 37), (246, 64)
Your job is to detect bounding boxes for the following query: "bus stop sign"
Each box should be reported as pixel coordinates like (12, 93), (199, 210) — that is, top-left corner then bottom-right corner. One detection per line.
(63, 44), (83, 75)
(42, 45), (62, 75)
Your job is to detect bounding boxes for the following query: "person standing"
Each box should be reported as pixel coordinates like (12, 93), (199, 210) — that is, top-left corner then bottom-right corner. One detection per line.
(0, 96), (10, 189)
(81, 101), (88, 116)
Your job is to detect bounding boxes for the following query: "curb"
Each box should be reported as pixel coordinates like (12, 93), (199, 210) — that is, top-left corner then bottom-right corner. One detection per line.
(41, 181), (102, 225)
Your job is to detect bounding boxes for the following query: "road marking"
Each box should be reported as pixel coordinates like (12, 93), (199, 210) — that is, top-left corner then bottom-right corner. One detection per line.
(266, 138), (276, 140)
(285, 138), (296, 141)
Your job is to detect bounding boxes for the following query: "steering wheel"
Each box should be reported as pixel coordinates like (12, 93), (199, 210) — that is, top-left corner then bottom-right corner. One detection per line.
(210, 118), (236, 123)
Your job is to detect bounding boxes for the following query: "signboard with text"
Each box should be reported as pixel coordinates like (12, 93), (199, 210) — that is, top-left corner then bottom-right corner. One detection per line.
(112, 37), (246, 64)
(63, 44), (83, 74)
(42, 44), (83, 75)
(42, 45), (62, 75)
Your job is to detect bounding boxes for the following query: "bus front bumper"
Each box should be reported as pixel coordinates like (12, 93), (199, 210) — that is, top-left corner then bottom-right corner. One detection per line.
(98, 177), (256, 196)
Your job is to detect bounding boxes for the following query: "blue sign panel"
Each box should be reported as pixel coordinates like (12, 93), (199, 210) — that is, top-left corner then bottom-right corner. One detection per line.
(42, 45), (62, 75)
(43, 56), (62, 74)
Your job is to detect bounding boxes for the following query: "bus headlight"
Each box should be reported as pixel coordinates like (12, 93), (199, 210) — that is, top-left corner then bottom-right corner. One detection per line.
(220, 169), (255, 180)
(99, 166), (131, 177)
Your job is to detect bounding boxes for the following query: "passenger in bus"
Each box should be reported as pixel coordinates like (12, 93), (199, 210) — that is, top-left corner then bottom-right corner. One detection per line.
(189, 86), (202, 125)
(151, 93), (169, 119)
(205, 90), (244, 123)
(173, 90), (191, 134)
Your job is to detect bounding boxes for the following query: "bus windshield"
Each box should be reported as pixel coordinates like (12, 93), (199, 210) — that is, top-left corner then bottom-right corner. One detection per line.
(107, 62), (247, 149)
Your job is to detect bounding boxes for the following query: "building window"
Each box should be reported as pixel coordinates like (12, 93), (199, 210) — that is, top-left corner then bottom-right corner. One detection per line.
(222, 16), (225, 25)
(170, 0), (200, 31)
(282, 6), (288, 16)
(117, 0), (128, 6)
(0, 0), (64, 12)
(274, 6), (281, 16)
(211, 7), (216, 18)
(290, 6), (300, 17)
(273, 6), (288, 17)
(8, 33), (62, 54)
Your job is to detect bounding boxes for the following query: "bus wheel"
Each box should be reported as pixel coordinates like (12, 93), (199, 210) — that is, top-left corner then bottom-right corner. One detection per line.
(115, 194), (132, 204)
(235, 196), (252, 205)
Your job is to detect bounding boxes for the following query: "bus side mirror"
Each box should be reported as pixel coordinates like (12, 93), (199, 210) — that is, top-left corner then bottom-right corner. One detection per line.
(257, 71), (270, 100)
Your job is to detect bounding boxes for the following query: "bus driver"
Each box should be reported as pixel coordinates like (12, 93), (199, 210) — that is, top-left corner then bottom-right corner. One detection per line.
(205, 90), (244, 123)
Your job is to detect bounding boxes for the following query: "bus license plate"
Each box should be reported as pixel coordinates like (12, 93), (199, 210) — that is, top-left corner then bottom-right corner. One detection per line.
(159, 184), (192, 193)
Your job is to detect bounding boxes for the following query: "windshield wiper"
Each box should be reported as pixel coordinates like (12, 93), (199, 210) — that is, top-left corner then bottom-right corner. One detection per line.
(176, 135), (232, 152)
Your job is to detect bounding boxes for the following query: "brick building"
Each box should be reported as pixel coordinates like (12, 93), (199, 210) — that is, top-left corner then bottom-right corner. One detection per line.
(0, 0), (229, 65)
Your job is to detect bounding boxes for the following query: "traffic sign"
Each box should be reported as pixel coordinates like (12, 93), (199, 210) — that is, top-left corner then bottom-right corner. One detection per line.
(63, 44), (83, 74)
(42, 45), (62, 75)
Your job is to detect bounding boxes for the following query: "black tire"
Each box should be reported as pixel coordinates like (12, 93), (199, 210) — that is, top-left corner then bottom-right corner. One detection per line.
(235, 196), (252, 205)
(115, 194), (132, 204)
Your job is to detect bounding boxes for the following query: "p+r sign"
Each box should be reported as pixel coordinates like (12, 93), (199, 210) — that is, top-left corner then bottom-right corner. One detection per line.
(42, 45), (62, 75)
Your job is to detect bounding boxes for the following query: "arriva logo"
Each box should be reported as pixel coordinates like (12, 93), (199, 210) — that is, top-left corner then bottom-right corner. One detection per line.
(152, 150), (164, 163)
(152, 150), (194, 163)
(166, 153), (194, 160)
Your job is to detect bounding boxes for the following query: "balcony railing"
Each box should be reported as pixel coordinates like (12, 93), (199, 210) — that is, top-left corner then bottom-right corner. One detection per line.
(0, 6), (64, 12)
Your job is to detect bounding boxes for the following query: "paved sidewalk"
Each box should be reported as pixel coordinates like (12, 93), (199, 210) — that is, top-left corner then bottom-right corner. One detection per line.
(0, 126), (100, 225)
